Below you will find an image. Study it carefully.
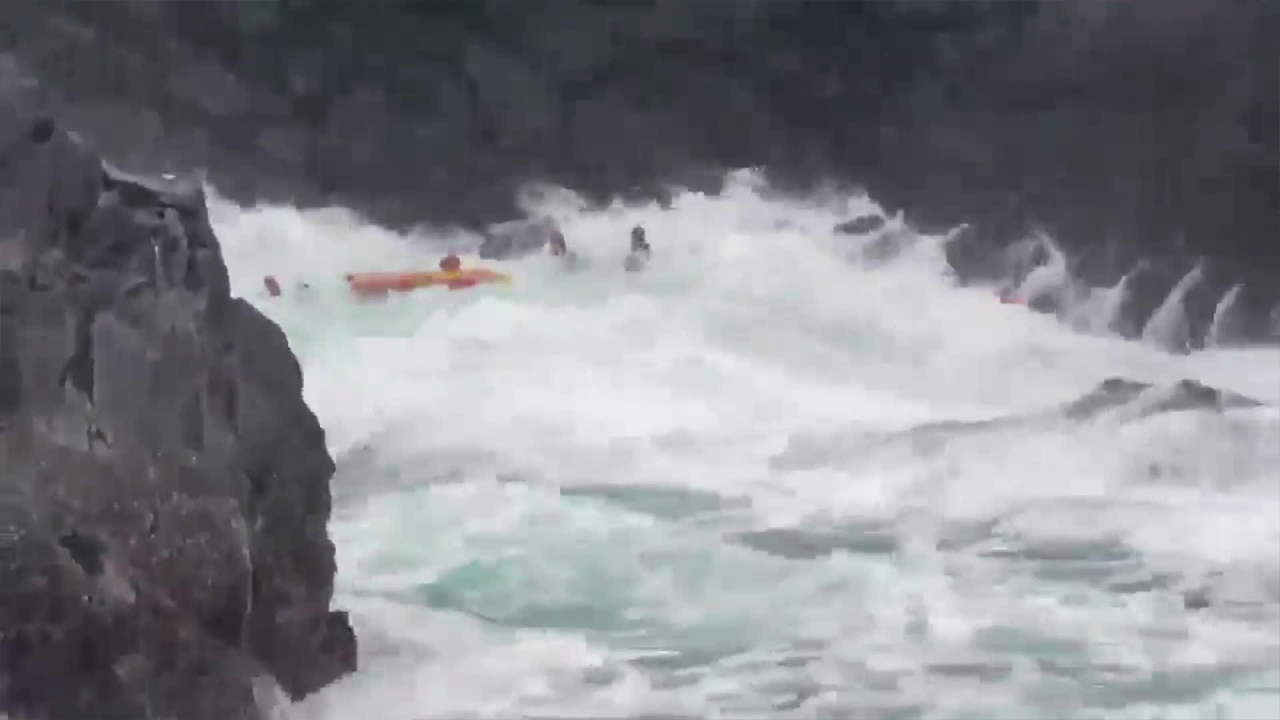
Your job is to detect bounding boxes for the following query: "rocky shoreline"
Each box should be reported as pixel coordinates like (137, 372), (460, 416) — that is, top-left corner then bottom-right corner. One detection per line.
(2, 56), (353, 719)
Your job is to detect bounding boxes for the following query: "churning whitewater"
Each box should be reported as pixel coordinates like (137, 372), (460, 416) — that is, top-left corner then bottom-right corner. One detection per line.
(212, 173), (1279, 720)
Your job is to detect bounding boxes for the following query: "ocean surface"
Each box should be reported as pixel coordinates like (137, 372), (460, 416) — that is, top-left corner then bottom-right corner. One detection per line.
(212, 173), (1280, 720)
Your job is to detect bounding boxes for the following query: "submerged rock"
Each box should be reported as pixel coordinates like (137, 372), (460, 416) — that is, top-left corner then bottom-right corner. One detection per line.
(477, 216), (557, 260)
(1061, 377), (1264, 421)
(0, 62), (354, 719)
(832, 215), (886, 236)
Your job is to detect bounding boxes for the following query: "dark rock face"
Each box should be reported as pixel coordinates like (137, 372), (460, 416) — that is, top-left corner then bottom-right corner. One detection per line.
(3, 1), (1277, 339)
(0, 60), (354, 719)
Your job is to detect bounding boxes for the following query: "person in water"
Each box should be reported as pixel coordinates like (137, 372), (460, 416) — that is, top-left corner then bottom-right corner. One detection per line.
(263, 275), (282, 297)
(548, 230), (568, 257)
(437, 252), (482, 289)
(548, 228), (585, 270)
(623, 225), (651, 272)
(630, 226), (651, 258)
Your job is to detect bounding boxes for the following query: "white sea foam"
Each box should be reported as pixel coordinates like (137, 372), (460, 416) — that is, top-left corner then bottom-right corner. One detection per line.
(213, 171), (1280, 719)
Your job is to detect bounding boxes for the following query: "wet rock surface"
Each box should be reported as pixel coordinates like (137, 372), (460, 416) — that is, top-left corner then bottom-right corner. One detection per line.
(0, 59), (354, 719)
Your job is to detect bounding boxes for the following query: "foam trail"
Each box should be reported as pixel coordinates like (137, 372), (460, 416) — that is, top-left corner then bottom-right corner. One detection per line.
(1099, 265), (1145, 332)
(1063, 265), (1140, 336)
(1014, 235), (1069, 307)
(1142, 262), (1204, 352)
(1207, 283), (1245, 348)
(208, 172), (1280, 720)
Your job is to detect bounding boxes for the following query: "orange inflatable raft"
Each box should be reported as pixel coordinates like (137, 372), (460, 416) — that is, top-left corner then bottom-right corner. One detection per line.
(344, 268), (511, 296)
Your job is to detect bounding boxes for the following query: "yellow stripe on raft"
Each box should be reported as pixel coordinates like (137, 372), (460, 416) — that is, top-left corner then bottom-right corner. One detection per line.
(344, 268), (511, 294)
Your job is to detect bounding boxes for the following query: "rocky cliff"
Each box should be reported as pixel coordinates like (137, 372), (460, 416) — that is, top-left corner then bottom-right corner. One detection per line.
(4, 0), (1277, 341)
(0, 56), (354, 719)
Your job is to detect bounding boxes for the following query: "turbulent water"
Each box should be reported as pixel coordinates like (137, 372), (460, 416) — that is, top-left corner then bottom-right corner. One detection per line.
(212, 172), (1280, 720)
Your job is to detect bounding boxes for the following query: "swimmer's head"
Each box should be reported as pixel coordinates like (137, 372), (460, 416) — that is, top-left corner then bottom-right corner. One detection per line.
(439, 253), (462, 272)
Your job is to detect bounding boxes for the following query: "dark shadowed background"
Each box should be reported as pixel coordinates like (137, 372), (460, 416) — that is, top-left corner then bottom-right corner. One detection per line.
(5, 0), (1277, 332)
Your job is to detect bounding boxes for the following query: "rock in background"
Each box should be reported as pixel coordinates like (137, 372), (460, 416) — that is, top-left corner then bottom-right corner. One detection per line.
(3, 0), (1276, 342)
(0, 54), (354, 719)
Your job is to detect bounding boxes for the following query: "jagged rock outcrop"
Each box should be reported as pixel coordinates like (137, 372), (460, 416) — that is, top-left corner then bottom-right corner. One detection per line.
(0, 59), (354, 719)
